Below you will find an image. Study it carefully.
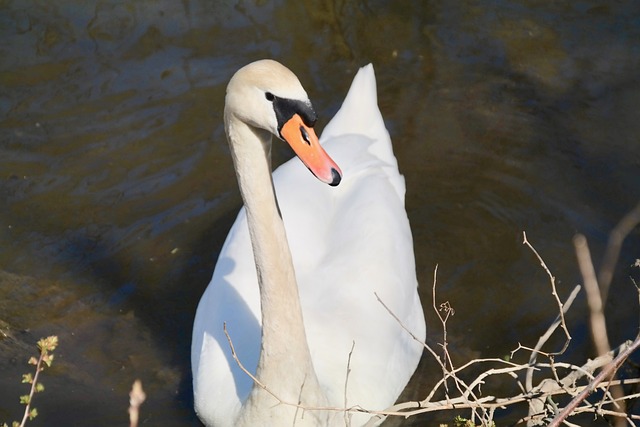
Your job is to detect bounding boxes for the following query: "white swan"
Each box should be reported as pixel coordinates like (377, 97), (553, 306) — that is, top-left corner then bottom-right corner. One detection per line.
(191, 60), (425, 427)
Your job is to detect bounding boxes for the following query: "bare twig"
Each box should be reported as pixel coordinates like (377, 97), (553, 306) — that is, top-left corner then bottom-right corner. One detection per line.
(224, 322), (284, 404)
(522, 232), (572, 355)
(344, 341), (355, 426)
(574, 234), (611, 357)
(374, 270), (447, 375)
(574, 230), (634, 427)
(521, 233), (582, 425)
(224, 323), (373, 418)
(522, 285), (581, 389)
(385, 345), (640, 421)
(427, 265), (493, 424)
(128, 380), (146, 427)
(432, 264), (454, 372)
(599, 202), (640, 302)
(548, 335), (640, 427)
(374, 293), (426, 348)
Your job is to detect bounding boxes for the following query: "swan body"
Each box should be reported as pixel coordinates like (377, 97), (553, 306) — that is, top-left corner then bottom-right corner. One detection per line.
(192, 60), (425, 427)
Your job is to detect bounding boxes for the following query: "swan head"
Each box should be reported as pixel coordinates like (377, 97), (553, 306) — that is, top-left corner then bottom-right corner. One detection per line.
(225, 59), (342, 186)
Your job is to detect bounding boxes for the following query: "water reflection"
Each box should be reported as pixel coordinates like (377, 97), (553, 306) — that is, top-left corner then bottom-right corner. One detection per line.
(1, 1), (639, 425)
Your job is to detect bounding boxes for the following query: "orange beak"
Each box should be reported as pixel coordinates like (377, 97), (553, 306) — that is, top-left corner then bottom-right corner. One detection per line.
(280, 114), (342, 186)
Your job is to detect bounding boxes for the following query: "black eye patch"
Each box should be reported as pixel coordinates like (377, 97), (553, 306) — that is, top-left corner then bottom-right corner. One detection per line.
(270, 94), (318, 132)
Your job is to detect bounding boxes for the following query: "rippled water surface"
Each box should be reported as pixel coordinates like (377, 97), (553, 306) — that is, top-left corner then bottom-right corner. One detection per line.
(1, 1), (640, 425)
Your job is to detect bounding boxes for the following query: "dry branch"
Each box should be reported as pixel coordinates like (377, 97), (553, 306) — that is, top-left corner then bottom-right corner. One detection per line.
(548, 336), (640, 427)
(599, 202), (640, 302)
(128, 380), (146, 427)
(575, 234), (611, 357)
(221, 207), (640, 426)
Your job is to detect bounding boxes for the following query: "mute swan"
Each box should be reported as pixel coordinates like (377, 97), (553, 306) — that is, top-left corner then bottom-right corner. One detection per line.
(191, 60), (425, 426)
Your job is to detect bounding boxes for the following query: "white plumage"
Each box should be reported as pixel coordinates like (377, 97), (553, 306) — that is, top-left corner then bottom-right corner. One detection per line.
(192, 61), (425, 426)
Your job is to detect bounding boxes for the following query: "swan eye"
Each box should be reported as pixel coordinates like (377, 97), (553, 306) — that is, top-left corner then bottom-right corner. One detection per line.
(300, 126), (311, 145)
(265, 92), (275, 102)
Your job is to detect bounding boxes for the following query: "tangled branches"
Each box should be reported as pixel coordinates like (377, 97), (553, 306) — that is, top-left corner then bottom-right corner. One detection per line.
(224, 204), (640, 426)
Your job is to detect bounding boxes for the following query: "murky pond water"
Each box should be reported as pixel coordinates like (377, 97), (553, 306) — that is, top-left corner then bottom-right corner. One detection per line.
(1, 1), (639, 425)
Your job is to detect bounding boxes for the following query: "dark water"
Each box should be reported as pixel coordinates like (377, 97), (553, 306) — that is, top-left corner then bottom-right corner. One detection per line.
(1, 1), (639, 425)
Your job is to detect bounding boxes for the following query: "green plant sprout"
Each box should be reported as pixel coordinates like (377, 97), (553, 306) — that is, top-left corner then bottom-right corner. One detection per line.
(2, 335), (58, 427)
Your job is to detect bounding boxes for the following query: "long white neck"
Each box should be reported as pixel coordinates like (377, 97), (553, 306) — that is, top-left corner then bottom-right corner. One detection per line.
(225, 115), (331, 425)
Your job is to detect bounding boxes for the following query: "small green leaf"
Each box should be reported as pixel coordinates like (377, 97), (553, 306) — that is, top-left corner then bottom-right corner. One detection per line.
(35, 382), (45, 392)
(28, 408), (38, 420)
(37, 336), (58, 352)
(28, 356), (38, 365)
(22, 373), (33, 384)
(42, 354), (54, 367)
(48, 335), (58, 350)
(19, 394), (30, 405)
